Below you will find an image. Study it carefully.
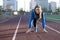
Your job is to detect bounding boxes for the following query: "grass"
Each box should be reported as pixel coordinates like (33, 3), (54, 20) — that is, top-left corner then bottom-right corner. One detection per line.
(45, 14), (60, 23)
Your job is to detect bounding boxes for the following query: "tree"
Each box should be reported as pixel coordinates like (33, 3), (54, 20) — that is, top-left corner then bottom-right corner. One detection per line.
(56, 7), (60, 14)
(56, 7), (60, 12)
(58, 7), (60, 12)
(18, 8), (24, 15)
(0, 9), (2, 15)
(42, 8), (47, 12)
(48, 10), (52, 13)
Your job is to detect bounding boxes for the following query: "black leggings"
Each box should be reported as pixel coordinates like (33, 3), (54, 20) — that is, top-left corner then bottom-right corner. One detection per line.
(33, 13), (39, 27)
(33, 18), (38, 27)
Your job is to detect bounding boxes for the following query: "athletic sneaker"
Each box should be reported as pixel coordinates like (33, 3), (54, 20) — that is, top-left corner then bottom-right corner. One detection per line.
(43, 29), (48, 32)
(26, 28), (32, 33)
(34, 27), (38, 32)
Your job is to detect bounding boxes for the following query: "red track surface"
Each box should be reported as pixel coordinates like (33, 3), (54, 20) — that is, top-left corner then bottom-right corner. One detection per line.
(0, 15), (60, 40)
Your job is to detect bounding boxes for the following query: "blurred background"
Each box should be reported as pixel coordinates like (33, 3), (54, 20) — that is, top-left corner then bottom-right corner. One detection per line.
(0, 0), (60, 40)
(0, 0), (60, 23)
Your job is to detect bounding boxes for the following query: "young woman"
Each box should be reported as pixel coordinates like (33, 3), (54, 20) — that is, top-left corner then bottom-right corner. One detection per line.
(26, 5), (47, 33)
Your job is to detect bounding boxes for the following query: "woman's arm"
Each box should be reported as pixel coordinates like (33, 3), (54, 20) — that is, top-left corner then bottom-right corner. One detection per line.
(28, 9), (34, 28)
(41, 11), (46, 29)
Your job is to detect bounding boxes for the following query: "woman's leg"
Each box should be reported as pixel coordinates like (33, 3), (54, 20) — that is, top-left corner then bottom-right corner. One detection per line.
(33, 18), (36, 27)
(33, 18), (37, 32)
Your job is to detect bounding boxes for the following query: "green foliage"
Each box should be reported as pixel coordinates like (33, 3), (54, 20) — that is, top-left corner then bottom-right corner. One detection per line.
(43, 8), (48, 12)
(0, 9), (2, 15)
(56, 7), (60, 14)
(18, 8), (24, 13)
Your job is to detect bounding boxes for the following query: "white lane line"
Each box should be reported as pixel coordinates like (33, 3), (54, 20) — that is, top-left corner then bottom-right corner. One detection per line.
(46, 25), (60, 34)
(12, 16), (22, 40)
(39, 18), (60, 34)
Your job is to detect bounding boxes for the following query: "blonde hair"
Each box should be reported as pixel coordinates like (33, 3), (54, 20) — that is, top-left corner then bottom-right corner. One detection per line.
(34, 5), (42, 19)
(39, 6), (42, 19)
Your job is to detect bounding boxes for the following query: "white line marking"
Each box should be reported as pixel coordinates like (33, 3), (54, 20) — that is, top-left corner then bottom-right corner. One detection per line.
(40, 22), (60, 34)
(12, 16), (22, 40)
(45, 16), (60, 34)
(39, 17), (60, 34)
(46, 25), (60, 34)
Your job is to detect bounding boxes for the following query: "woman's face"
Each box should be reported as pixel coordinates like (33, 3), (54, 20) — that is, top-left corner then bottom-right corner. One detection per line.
(35, 8), (40, 14)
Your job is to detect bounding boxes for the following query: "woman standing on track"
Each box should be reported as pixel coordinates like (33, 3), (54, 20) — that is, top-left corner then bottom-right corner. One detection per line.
(26, 5), (47, 33)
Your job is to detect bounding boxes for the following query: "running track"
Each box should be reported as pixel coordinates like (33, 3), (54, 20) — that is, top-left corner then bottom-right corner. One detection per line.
(0, 15), (60, 40)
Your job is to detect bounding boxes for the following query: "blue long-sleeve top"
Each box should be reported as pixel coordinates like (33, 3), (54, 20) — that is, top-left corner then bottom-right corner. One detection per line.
(28, 9), (45, 29)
